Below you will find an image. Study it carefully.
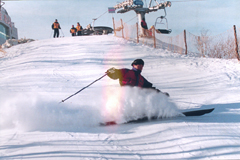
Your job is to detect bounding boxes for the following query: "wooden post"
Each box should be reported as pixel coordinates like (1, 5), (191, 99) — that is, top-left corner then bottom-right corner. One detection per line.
(233, 25), (240, 60)
(153, 26), (156, 48)
(136, 23), (139, 43)
(184, 30), (187, 55)
(121, 19), (124, 38)
(112, 17), (116, 36)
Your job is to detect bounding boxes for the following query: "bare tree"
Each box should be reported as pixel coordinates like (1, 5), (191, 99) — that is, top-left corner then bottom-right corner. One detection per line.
(195, 28), (212, 57)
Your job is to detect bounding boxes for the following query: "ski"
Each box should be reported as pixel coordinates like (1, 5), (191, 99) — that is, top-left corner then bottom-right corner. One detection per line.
(100, 108), (215, 126)
(182, 108), (214, 116)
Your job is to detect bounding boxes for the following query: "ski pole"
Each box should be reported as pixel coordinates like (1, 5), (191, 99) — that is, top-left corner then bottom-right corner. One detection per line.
(60, 29), (65, 37)
(60, 73), (107, 103)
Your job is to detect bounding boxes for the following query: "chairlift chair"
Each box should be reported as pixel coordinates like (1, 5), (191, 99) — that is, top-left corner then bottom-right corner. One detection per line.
(154, 8), (172, 34)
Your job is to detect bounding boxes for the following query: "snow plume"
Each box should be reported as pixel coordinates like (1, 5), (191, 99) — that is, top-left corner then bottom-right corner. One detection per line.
(0, 91), (102, 132)
(102, 86), (181, 124)
(1, 87), (180, 131)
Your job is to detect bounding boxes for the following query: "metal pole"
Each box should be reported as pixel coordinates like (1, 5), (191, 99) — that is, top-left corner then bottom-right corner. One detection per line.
(184, 30), (187, 55)
(153, 25), (156, 48)
(60, 74), (107, 103)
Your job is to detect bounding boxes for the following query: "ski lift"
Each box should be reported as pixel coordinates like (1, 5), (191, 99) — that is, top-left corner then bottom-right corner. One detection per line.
(154, 8), (172, 34)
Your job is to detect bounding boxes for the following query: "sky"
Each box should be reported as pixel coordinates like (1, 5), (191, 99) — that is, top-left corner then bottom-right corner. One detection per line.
(3, 0), (240, 40)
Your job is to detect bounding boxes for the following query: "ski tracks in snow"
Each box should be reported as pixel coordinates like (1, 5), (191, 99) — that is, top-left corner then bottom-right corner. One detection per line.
(99, 133), (142, 160)
(63, 132), (143, 159)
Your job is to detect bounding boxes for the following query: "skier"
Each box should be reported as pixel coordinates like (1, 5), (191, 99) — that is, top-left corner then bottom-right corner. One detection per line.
(52, 19), (61, 38)
(106, 59), (169, 96)
(70, 25), (77, 36)
(76, 22), (83, 36)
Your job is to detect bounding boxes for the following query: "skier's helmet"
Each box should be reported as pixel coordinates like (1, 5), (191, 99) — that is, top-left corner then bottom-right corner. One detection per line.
(131, 59), (144, 66)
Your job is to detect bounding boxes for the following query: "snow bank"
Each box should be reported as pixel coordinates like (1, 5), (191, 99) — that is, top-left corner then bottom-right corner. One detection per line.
(1, 38), (35, 49)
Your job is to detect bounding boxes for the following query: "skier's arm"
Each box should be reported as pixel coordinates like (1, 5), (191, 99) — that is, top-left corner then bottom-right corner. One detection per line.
(149, 86), (170, 97)
(143, 77), (170, 96)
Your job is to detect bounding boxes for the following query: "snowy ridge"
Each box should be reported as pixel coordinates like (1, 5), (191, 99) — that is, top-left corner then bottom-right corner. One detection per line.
(1, 35), (240, 159)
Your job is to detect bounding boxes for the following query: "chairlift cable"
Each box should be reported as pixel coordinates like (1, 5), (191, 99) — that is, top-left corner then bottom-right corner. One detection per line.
(125, 15), (138, 24)
(95, 10), (108, 20)
(89, 10), (108, 25)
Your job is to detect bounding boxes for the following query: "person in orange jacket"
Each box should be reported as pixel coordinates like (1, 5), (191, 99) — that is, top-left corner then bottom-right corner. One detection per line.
(76, 22), (83, 36)
(70, 25), (77, 36)
(52, 19), (61, 38)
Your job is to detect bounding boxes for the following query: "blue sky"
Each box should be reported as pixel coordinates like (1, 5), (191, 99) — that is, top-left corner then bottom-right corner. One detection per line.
(4, 0), (240, 39)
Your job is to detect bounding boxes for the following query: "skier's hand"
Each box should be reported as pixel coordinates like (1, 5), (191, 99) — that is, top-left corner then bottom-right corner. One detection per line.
(106, 67), (119, 80)
(106, 67), (116, 74)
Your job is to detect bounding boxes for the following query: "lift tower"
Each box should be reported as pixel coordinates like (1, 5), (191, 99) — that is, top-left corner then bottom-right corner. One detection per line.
(114, 0), (171, 35)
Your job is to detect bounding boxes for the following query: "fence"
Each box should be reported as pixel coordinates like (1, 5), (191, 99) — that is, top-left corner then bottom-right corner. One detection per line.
(112, 18), (240, 61)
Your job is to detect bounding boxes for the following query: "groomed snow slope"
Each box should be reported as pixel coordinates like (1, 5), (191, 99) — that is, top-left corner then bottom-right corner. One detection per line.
(0, 35), (240, 159)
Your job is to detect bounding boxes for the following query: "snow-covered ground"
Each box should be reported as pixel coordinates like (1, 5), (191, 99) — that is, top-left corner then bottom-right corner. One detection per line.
(1, 35), (240, 159)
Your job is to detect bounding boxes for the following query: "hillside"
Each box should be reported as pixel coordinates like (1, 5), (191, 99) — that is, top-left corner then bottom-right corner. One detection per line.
(1, 35), (240, 159)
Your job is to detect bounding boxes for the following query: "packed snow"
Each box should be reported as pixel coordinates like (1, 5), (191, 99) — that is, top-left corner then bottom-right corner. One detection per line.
(0, 35), (240, 159)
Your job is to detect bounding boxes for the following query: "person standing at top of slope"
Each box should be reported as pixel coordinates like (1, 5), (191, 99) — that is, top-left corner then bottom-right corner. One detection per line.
(52, 19), (61, 38)
(70, 25), (77, 36)
(76, 22), (83, 36)
(106, 59), (169, 96)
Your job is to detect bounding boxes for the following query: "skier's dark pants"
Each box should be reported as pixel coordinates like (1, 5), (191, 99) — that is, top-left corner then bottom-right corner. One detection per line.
(53, 29), (59, 38)
(77, 31), (82, 36)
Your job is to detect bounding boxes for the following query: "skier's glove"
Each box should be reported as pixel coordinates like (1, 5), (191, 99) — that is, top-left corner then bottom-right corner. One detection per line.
(106, 67), (116, 74)
(106, 67), (119, 80)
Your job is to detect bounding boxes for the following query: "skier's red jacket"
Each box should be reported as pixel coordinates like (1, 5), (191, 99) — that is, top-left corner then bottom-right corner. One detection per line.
(108, 68), (153, 88)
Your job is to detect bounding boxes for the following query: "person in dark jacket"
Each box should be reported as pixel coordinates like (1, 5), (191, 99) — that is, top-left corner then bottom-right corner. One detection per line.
(52, 19), (61, 38)
(141, 18), (149, 36)
(70, 25), (77, 36)
(106, 59), (169, 96)
(141, 18), (148, 30)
